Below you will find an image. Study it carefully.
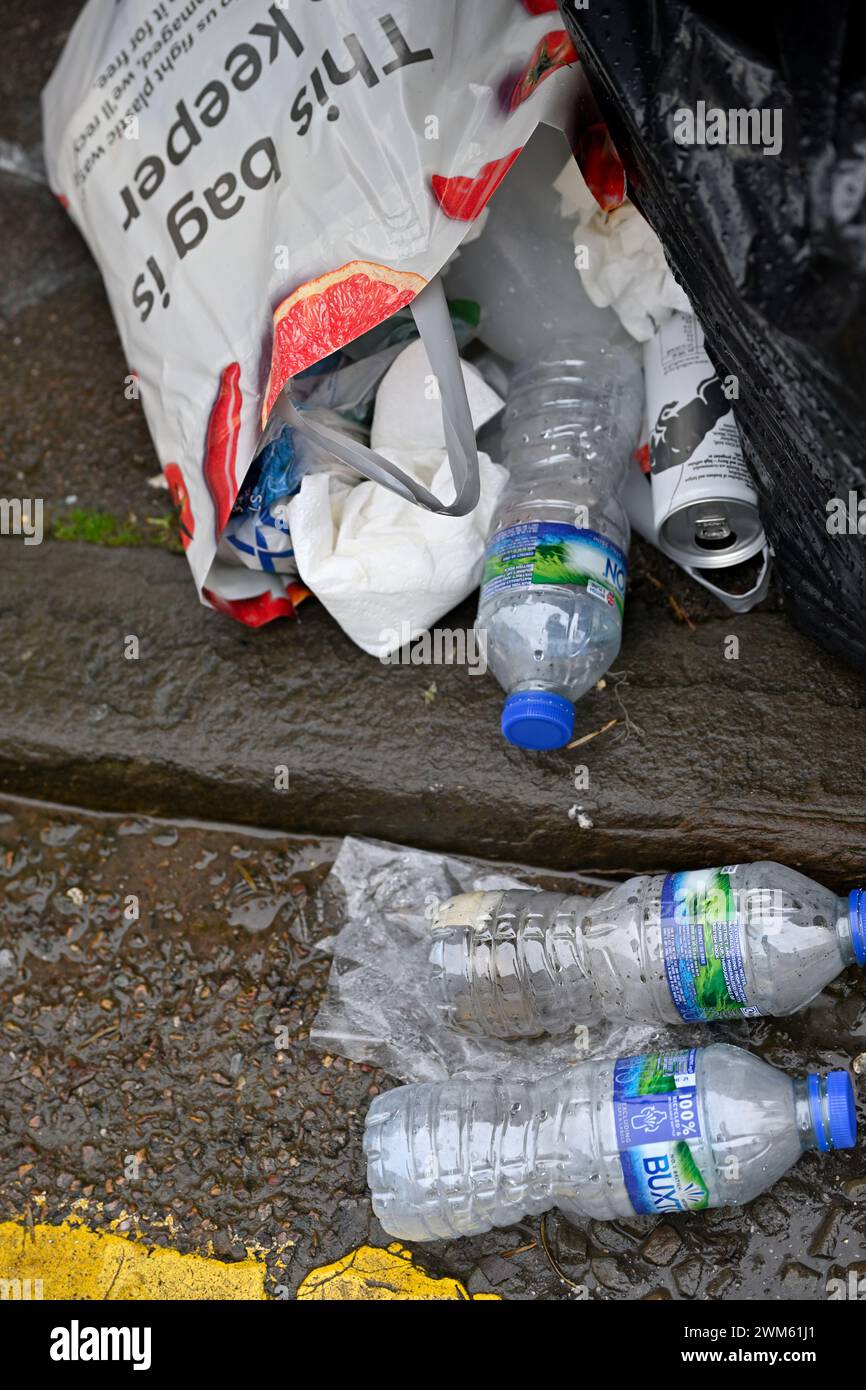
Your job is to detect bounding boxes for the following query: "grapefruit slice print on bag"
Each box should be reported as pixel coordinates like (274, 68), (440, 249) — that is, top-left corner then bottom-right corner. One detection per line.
(262, 260), (426, 427)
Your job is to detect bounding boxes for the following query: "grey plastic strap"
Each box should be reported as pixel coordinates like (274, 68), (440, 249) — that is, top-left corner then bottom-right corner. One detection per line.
(273, 275), (480, 515)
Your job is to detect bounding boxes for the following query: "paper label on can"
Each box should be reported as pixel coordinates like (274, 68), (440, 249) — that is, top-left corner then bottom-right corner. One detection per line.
(660, 868), (761, 1022)
(613, 1049), (710, 1215)
(644, 312), (756, 511)
(480, 522), (627, 621)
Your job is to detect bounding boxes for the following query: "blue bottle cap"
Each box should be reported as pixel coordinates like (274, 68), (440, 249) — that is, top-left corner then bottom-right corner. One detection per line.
(808, 1071), (857, 1151)
(501, 691), (575, 750)
(849, 889), (866, 965)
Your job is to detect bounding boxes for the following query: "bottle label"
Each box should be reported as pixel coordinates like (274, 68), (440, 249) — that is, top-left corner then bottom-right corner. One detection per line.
(613, 1049), (710, 1215)
(479, 521), (627, 622)
(661, 868), (761, 1022)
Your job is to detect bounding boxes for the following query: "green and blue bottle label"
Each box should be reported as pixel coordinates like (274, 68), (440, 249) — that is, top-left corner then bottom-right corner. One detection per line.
(660, 867), (761, 1022)
(613, 1049), (710, 1215)
(480, 522), (627, 623)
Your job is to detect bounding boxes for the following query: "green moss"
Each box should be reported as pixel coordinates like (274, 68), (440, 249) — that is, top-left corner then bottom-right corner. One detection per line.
(51, 508), (183, 552)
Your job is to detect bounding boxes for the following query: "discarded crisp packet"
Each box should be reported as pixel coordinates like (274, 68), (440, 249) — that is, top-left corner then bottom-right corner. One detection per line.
(309, 837), (736, 1084)
(232, 423), (299, 517)
(221, 500), (296, 576)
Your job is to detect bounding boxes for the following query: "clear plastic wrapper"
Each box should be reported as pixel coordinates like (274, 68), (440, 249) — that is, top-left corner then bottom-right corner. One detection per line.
(310, 837), (731, 1083)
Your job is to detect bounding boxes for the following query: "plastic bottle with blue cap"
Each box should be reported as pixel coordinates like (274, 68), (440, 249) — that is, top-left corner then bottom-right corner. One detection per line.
(365, 1043), (858, 1240)
(430, 862), (866, 1039)
(475, 335), (643, 750)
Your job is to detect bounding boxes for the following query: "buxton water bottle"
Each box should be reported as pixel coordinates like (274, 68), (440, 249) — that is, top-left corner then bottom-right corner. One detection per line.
(430, 865), (866, 1038)
(475, 337), (643, 750)
(364, 1044), (857, 1240)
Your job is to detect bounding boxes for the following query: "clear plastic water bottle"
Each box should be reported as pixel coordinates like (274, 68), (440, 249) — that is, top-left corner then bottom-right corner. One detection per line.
(430, 866), (866, 1037)
(443, 123), (616, 363)
(364, 1044), (857, 1240)
(476, 337), (643, 750)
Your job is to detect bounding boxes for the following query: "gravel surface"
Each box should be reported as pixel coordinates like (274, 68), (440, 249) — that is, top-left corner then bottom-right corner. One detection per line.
(1, 797), (864, 1300)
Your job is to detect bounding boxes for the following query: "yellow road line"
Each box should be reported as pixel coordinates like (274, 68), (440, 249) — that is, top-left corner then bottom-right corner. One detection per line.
(0, 1219), (267, 1301)
(1, 1219), (500, 1302)
(297, 1242), (501, 1301)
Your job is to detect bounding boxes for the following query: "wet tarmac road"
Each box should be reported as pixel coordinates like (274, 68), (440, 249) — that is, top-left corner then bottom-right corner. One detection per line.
(1, 794), (864, 1300)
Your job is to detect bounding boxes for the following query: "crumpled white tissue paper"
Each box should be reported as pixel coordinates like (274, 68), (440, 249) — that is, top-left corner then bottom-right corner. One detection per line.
(288, 340), (506, 659)
(288, 451), (505, 658)
(554, 160), (692, 342)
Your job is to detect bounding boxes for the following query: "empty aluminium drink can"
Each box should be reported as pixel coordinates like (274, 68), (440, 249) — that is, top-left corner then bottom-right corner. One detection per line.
(643, 311), (764, 568)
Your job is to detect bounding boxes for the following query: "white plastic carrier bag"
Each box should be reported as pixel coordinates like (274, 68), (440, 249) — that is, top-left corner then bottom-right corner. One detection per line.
(43, 1), (586, 626)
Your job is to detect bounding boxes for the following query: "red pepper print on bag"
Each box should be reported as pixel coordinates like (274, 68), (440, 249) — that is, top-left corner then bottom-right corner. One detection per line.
(204, 363), (242, 542)
(576, 122), (627, 212)
(520, 0), (559, 12)
(634, 442), (651, 475)
(431, 149), (522, 222)
(163, 462), (195, 550)
(504, 30), (577, 112)
(202, 583), (310, 628)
